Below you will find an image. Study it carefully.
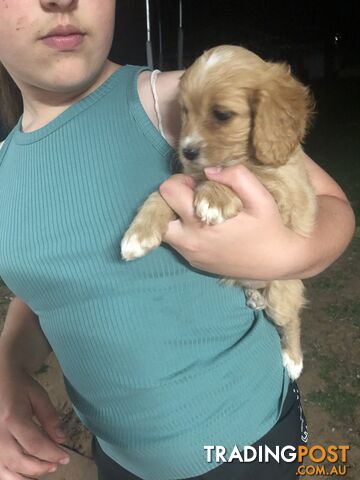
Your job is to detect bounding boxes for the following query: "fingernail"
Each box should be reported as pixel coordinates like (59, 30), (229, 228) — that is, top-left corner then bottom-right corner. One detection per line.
(48, 466), (57, 473)
(204, 166), (222, 175)
(59, 457), (70, 465)
(56, 428), (66, 438)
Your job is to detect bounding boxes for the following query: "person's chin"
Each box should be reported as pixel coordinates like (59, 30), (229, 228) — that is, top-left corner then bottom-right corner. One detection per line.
(41, 60), (106, 94)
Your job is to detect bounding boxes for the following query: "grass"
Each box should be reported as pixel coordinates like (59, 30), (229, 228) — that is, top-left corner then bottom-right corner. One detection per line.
(307, 350), (359, 423)
(310, 274), (346, 292)
(324, 302), (360, 327)
(308, 387), (358, 423)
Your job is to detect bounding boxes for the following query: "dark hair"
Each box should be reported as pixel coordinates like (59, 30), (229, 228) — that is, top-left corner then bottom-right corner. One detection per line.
(0, 63), (23, 134)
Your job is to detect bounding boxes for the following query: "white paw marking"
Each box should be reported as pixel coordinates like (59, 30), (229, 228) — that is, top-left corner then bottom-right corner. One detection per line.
(121, 232), (161, 260)
(197, 200), (224, 224)
(282, 352), (303, 380)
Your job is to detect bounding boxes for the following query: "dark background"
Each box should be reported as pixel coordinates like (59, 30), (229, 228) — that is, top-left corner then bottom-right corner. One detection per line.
(111, 0), (360, 81)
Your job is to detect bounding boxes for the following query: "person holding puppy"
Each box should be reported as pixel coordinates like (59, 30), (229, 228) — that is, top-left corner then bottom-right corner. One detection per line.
(0, 1), (355, 479)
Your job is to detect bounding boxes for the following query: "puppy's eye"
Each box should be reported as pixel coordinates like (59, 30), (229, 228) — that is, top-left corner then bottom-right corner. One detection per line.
(212, 108), (233, 122)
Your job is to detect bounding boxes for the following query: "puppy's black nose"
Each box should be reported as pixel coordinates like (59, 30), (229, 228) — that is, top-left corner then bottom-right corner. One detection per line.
(182, 146), (200, 161)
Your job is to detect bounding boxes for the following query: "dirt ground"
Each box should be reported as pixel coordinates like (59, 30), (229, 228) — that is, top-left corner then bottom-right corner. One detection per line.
(0, 231), (359, 479)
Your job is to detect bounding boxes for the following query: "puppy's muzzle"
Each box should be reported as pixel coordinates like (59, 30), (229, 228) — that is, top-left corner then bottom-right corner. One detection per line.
(182, 146), (200, 161)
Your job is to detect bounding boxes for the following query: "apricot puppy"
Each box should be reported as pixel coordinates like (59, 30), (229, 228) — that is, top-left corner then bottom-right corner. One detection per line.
(121, 45), (317, 380)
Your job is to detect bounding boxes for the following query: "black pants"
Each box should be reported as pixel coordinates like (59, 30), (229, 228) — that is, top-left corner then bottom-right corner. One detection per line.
(92, 381), (308, 480)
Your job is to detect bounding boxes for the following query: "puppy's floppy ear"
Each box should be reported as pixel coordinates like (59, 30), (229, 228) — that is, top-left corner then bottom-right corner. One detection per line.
(251, 63), (315, 166)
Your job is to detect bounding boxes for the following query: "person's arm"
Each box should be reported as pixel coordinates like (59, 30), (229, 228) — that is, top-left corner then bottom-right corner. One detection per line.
(0, 296), (52, 374)
(0, 297), (70, 477)
(287, 152), (356, 278)
(150, 71), (356, 280)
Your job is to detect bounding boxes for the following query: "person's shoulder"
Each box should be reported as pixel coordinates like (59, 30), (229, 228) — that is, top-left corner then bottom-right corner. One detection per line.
(155, 70), (185, 103)
(137, 69), (185, 149)
(156, 70), (184, 148)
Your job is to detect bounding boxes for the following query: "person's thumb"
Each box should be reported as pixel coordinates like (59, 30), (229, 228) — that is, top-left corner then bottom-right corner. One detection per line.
(159, 174), (196, 222)
(204, 165), (275, 216)
(29, 381), (66, 443)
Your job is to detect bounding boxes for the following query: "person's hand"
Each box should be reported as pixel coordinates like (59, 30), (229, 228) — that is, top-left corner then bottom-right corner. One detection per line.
(0, 361), (70, 478)
(159, 165), (306, 280)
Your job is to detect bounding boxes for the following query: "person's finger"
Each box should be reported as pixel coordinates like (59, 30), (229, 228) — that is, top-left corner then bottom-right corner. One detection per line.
(204, 165), (276, 215)
(0, 464), (28, 480)
(159, 174), (197, 222)
(9, 412), (69, 465)
(29, 383), (67, 445)
(0, 433), (58, 477)
(162, 218), (184, 246)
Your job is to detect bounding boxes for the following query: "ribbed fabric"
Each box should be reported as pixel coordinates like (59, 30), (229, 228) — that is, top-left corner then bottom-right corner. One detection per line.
(0, 64), (290, 480)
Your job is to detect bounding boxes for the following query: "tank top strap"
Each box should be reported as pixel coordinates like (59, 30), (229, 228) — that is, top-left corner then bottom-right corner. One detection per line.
(126, 65), (175, 158)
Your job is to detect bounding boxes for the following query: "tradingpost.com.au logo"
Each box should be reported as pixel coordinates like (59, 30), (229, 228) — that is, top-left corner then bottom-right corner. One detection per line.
(204, 445), (351, 476)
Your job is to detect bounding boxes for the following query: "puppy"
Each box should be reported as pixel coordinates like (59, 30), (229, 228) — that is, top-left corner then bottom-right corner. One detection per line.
(121, 45), (317, 380)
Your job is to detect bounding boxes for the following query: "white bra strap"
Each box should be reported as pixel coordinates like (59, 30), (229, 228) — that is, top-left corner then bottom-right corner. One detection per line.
(150, 69), (167, 141)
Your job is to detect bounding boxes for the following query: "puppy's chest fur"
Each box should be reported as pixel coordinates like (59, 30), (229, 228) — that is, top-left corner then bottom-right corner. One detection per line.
(249, 152), (317, 236)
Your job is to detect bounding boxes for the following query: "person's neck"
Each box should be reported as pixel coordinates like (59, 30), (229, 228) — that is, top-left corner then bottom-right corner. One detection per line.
(19, 60), (120, 133)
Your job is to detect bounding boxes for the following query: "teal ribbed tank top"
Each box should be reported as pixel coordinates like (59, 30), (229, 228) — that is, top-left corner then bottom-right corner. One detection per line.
(0, 64), (290, 480)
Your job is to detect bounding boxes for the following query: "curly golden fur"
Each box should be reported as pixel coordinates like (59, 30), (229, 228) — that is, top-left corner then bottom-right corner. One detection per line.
(121, 45), (318, 380)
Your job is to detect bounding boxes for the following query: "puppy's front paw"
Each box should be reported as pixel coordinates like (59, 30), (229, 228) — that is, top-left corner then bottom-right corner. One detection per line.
(194, 182), (242, 225)
(282, 351), (303, 381)
(121, 228), (161, 261)
(195, 198), (226, 225)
